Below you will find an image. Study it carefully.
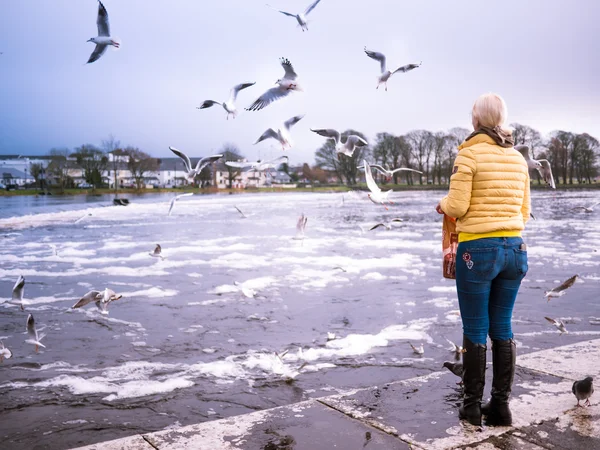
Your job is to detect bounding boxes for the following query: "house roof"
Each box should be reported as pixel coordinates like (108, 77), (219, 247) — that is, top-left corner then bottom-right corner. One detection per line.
(1, 167), (34, 180)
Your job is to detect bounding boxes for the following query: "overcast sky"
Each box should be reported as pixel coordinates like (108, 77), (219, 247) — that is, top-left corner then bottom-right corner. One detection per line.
(1, 0), (599, 164)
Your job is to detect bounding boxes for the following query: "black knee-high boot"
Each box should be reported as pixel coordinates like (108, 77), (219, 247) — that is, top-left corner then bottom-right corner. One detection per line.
(481, 338), (516, 426)
(458, 336), (487, 426)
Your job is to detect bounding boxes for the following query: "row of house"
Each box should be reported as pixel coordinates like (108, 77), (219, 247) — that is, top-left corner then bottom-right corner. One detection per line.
(0, 154), (296, 189)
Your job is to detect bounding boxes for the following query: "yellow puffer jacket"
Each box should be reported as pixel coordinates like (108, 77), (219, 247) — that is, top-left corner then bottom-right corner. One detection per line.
(440, 133), (530, 241)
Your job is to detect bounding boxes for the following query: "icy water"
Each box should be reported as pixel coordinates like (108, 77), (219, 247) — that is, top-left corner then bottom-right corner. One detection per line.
(0, 190), (599, 450)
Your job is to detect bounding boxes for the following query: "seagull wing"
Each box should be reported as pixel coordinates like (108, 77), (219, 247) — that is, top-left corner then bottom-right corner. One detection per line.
(267, 155), (289, 166)
(246, 86), (289, 111)
(266, 4), (297, 17)
(344, 135), (368, 155)
(254, 128), (279, 145)
(169, 147), (192, 173)
(280, 58), (298, 80)
(97, 1), (110, 36)
(364, 160), (381, 194)
(152, 244), (162, 256)
(195, 154), (223, 172)
(392, 62), (422, 74)
(515, 145), (531, 161)
(364, 47), (387, 73)
(87, 44), (108, 64)
(310, 128), (341, 145)
(226, 161), (253, 169)
(369, 164), (388, 176)
(26, 314), (38, 340)
(284, 114), (304, 130)
(229, 82), (256, 102)
(537, 159), (556, 189)
(544, 316), (559, 326)
(169, 192), (193, 215)
(72, 290), (102, 308)
(304, 0), (322, 15)
(12, 275), (25, 297)
(198, 100), (221, 109)
(553, 275), (578, 293)
(389, 167), (423, 175)
(369, 223), (386, 231)
(234, 206), (247, 218)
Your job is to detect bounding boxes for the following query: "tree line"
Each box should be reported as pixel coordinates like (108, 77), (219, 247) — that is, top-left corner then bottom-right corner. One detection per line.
(313, 124), (600, 186)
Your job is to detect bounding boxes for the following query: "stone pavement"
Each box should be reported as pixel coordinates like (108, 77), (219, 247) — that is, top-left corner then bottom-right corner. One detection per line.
(73, 339), (600, 450)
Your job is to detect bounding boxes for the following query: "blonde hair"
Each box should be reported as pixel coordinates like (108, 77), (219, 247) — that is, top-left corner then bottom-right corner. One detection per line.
(472, 93), (512, 135)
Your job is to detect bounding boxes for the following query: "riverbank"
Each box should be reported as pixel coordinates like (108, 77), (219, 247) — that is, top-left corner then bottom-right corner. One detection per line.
(73, 338), (600, 450)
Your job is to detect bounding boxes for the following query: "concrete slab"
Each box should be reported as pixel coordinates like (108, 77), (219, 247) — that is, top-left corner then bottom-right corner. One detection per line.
(455, 434), (546, 449)
(143, 399), (410, 450)
(72, 434), (153, 450)
(517, 338), (600, 381)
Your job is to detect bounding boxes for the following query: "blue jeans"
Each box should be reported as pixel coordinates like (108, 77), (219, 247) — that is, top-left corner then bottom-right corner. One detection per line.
(456, 237), (528, 345)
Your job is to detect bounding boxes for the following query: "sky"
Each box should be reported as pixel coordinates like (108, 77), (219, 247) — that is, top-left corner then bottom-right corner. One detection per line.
(0, 0), (599, 165)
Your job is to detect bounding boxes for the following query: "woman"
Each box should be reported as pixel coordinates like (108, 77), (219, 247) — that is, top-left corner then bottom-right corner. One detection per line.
(436, 93), (530, 427)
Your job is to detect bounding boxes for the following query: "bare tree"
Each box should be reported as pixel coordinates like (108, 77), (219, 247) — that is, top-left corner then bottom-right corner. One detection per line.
(220, 143), (244, 188)
(315, 129), (370, 186)
(30, 163), (44, 190)
(47, 148), (71, 193)
(125, 147), (159, 190)
(73, 145), (108, 189)
(405, 130), (434, 184)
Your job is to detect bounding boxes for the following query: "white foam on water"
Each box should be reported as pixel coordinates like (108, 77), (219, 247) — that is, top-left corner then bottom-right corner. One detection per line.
(187, 359), (246, 379)
(424, 297), (454, 308)
(361, 272), (387, 281)
(188, 299), (232, 306)
(428, 285), (456, 293)
(121, 287), (178, 298)
(102, 378), (194, 401)
(63, 419), (89, 425)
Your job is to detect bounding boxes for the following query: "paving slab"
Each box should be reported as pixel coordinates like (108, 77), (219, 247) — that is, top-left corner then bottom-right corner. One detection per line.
(72, 434), (153, 450)
(517, 338), (600, 381)
(143, 399), (410, 450)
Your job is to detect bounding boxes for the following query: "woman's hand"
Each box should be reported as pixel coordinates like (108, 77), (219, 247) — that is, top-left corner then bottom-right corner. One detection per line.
(435, 202), (444, 214)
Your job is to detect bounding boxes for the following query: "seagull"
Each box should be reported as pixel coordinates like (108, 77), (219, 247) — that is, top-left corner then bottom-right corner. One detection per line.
(234, 205), (247, 218)
(86, 1), (120, 64)
(294, 213), (308, 240)
(246, 58), (302, 111)
(443, 361), (464, 385)
(234, 281), (256, 299)
(369, 218), (403, 231)
(168, 192), (194, 216)
(149, 244), (164, 260)
(544, 275), (579, 301)
(545, 316), (568, 334)
(74, 213), (92, 224)
(197, 82), (256, 120)
(445, 338), (465, 361)
(169, 147), (223, 181)
(310, 129), (368, 158)
(364, 47), (421, 91)
(25, 314), (46, 352)
(410, 343), (424, 355)
(572, 376), (594, 407)
(225, 156), (289, 174)
(515, 145), (556, 189)
(364, 160), (393, 208)
(571, 201), (600, 213)
(267, 0), (322, 31)
(72, 288), (123, 315)
(12, 275), (25, 311)
(254, 115), (304, 150)
(360, 164), (423, 180)
(0, 341), (11, 362)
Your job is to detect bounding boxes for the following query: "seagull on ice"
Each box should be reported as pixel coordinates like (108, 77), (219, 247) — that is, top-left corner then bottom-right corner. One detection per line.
(545, 316), (568, 335)
(246, 58), (302, 111)
(0, 341), (12, 362)
(267, 0), (322, 31)
(410, 343), (424, 355)
(72, 288), (123, 315)
(169, 147), (223, 181)
(225, 156), (288, 174)
(12, 275), (25, 311)
(254, 115), (304, 150)
(364, 47), (421, 91)
(515, 145), (556, 189)
(25, 314), (46, 352)
(369, 218), (403, 231)
(234, 281), (256, 299)
(168, 192), (194, 216)
(294, 213), (308, 240)
(364, 160), (393, 208)
(360, 164), (423, 180)
(86, 1), (120, 64)
(572, 376), (594, 407)
(149, 244), (164, 259)
(544, 275), (579, 301)
(197, 82), (256, 120)
(310, 129), (368, 158)
(571, 201), (600, 213)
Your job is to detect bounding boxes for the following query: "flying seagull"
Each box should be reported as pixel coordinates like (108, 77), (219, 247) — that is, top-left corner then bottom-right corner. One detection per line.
(294, 213), (308, 240)
(445, 338), (466, 361)
(25, 314), (46, 352)
(267, 0), (322, 31)
(87, 0), (120, 64)
(197, 82), (256, 120)
(246, 58), (302, 111)
(572, 376), (594, 407)
(544, 275), (579, 301)
(149, 244), (164, 259)
(12, 275), (25, 311)
(254, 115), (304, 150)
(169, 147), (223, 181)
(571, 201), (600, 213)
(364, 47), (421, 91)
(515, 145), (556, 189)
(364, 160), (393, 207)
(168, 192), (194, 216)
(0, 341), (12, 362)
(369, 218), (403, 231)
(310, 129), (368, 158)
(545, 316), (568, 335)
(225, 156), (288, 174)
(72, 288), (123, 315)
(443, 361), (464, 385)
(410, 343), (424, 355)
(234, 205), (247, 218)
(360, 164), (423, 180)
